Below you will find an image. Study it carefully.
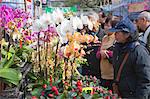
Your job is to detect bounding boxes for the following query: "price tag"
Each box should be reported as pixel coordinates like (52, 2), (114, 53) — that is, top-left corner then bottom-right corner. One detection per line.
(82, 87), (93, 94)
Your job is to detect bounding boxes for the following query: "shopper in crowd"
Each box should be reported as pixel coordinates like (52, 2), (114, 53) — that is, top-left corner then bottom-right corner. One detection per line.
(97, 11), (107, 41)
(99, 16), (115, 90)
(97, 16), (120, 90)
(136, 11), (150, 52)
(110, 18), (150, 98)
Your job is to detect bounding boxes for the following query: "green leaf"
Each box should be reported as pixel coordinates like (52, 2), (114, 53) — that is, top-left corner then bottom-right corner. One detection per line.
(57, 93), (65, 99)
(92, 94), (99, 99)
(23, 45), (34, 52)
(28, 72), (37, 80)
(45, 86), (52, 91)
(71, 92), (77, 97)
(0, 68), (22, 85)
(90, 82), (94, 87)
(1, 49), (7, 55)
(6, 79), (19, 85)
(31, 87), (43, 96)
(0, 55), (7, 68)
(4, 53), (15, 68)
(82, 92), (91, 98)
(9, 46), (15, 53)
(7, 52), (12, 60)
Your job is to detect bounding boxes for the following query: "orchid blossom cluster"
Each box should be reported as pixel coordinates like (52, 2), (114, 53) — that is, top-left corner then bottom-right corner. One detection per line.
(30, 9), (100, 85)
(64, 32), (99, 58)
(0, 5), (31, 43)
(0, 5), (29, 28)
(32, 8), (100, 44)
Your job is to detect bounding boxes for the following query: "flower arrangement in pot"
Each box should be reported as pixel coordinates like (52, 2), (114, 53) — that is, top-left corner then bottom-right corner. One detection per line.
(0, 5), (34, 98)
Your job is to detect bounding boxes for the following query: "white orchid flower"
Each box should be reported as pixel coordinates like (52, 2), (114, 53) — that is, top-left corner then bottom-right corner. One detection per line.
(12, 32), (21, 41)
(32, 19), (43, 32)
(81, 15), (89, 25)
(40, 13), (52, 26)
(58, 19), (73, 43)
(52, 8), (64, 24)
(71, 16), (83, 30)
(87, 19), (93, 31)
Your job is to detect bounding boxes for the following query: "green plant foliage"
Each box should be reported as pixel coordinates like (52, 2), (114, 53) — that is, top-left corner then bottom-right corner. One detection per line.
(0, 40), (33, 85)
(0, 68), (22, 85)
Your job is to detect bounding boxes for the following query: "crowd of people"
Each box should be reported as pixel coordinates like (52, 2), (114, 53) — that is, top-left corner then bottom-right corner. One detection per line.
(81, 10), (150, 98)
(97, 11), (150, 98)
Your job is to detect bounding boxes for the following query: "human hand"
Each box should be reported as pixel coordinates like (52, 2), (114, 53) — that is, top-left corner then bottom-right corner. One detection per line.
(100, 50), (108, 59)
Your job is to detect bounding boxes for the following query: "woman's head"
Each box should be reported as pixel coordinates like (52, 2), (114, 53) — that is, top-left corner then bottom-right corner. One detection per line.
(109, 17), (138, 43)
(104, 16), (120, 35)
(104, 17), (112, 32)
(115, 31), (131, 43)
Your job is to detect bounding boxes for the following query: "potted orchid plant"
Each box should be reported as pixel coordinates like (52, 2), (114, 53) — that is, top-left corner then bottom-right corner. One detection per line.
(0, 5), (34, 98)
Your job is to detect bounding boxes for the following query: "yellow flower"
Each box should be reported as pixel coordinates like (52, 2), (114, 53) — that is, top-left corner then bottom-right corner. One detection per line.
(85, 34), (94, 44)
(64, 45), (72, 58)
(78, 35), (86, 43)
(1, 39), (9, 46)
(73, 41), (80, 52)
(66, 33), (73, 41)
(73, 32), (81, 42)
(7, 21), (15, 29)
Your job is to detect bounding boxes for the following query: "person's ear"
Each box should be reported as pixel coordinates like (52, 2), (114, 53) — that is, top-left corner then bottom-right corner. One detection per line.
(125, 33), (130, 39)
(141, 17), (147, 22)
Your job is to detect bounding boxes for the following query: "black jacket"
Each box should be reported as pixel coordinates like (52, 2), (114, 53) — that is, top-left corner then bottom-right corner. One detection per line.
(113, 41), (150, 99)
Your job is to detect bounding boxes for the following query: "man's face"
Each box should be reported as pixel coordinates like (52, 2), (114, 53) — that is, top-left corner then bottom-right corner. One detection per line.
(115, 31), (130, 43)
(136, 17), (146, 32)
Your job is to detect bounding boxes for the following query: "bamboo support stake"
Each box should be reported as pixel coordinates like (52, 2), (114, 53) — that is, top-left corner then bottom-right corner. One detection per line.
(24, 0), (27, 12)
(0, 27), (2, 61)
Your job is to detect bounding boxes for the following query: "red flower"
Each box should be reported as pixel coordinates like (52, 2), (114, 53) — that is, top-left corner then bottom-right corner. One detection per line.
(77, 86), (82, 92)
(41, 91), (45, 96)
(72, 88), (75, 92)
(99, 87), (104, 92)
(76, 80), (82, 87)
(52, 86), (58, 92)
(19, 39), (22, 48)
(48, 94), (54, 98)
(109, 90), (112, 95)
(105, 96), (110, 99)
(55, 90), (59, 95)
(112, 96), (116, 99)
(42, 84), (47, 89)
(65, 82), (68, 85)
(52, 86), (59, 95)
(50, 76), (52, 86)
(73, 96), (76, 99)
(31, 96), (37, 99)
(91, 91), (95, 95)
(66, 52), (71, 58)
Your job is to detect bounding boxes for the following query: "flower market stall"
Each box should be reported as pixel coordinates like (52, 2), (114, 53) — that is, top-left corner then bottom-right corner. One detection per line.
(0, 4), (118, 99)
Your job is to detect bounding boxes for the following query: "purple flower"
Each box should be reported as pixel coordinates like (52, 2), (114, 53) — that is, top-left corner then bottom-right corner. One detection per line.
(0, 5), (30, 28)
(58, 49), (64, 59)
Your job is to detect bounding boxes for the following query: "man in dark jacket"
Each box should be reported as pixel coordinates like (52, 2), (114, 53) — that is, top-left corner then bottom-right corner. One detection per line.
(109, 18), (150, 99)
(136, 11), (150, 52)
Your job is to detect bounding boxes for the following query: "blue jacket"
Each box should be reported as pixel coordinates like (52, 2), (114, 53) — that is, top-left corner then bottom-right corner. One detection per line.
(113, 41), (150, 99)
